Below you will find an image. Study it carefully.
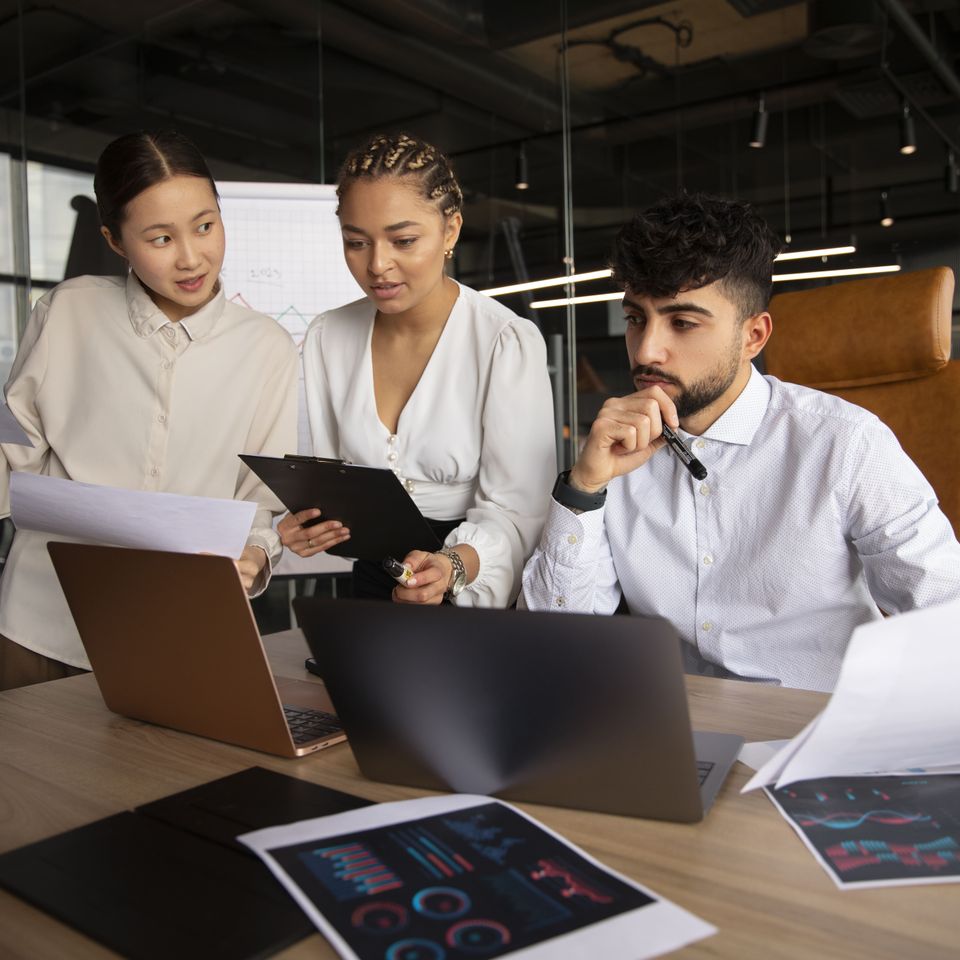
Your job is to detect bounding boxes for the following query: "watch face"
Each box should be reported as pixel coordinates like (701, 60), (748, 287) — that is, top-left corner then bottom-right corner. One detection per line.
(449, 572), (467, 597)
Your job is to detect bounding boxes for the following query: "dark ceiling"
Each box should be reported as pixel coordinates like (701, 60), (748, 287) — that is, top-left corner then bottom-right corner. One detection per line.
(2, 0), (959, 289)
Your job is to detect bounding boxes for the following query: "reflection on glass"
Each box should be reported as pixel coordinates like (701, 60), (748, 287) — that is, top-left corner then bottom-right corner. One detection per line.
(27, 162), (95, 282)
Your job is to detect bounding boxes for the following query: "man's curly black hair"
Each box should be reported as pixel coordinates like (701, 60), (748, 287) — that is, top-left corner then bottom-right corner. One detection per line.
(610, 192), (782, 321)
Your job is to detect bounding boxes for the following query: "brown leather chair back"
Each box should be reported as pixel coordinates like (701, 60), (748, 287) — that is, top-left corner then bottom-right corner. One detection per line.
(765, 267), (960, 536)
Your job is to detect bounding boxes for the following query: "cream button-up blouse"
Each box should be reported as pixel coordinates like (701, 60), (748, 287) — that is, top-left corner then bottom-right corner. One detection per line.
(0, 273), (298, 668)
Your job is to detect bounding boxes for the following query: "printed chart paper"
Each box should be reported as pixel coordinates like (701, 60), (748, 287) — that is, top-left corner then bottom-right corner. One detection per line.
(10, 472), (255, 559)
(765, 774), (960, 889)
(240, 793), (715, 960)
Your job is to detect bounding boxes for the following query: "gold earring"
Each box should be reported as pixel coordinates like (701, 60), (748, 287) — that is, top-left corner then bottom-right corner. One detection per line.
(444, 248), (454, 259)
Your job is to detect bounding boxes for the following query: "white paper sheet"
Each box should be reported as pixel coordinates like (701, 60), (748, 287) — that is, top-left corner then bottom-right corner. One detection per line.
(0, 403), (32, 446)
(239, 793), (716, 960)
(742, 717), (821, 792)
(737, 740), (791, 772)
(10, 472), (255, 558)
(741, 601), (960, 789)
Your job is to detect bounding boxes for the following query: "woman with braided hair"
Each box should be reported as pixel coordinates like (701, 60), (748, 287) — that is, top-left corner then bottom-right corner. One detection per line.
(279, 133), (556, 605)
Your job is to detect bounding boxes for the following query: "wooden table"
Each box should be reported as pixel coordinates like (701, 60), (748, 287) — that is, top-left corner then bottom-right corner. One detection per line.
(0, 630), (955, 960)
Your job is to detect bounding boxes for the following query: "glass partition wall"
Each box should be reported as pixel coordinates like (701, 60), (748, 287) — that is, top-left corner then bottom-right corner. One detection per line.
(5, 0), (960, 456)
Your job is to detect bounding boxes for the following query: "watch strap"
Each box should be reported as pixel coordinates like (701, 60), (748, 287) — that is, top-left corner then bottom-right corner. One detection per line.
(552, 470), (607, 512)
(436, 547), (467, 596)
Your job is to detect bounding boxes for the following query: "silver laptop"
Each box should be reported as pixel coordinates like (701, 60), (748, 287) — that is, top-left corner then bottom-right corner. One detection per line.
(48, 542), (345, 758)
(295, 598), (742, 822)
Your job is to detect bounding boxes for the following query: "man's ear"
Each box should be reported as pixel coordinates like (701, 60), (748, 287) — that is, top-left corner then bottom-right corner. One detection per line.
(742, 311), (772, 361)
(100, 225), (126, 260)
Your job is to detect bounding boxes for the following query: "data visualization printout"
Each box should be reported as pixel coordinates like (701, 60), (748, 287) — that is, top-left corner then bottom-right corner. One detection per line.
(767, 775), (960, 889)
(241, 794), (715, 960)
(217, 182), (363, 453)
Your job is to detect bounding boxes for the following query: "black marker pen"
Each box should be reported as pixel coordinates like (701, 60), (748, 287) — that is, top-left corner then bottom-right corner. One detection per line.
(661, 422), (708, 480)
(382, 556), (415, 585)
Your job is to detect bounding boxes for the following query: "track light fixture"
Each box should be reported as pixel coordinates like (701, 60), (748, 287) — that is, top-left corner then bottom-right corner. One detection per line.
(947, 151), (959, 194)
(749, 94), (768, 149)
(879, 190), (894, 228)
(514, 143), (529, 191)
(898, 100), (917, 156)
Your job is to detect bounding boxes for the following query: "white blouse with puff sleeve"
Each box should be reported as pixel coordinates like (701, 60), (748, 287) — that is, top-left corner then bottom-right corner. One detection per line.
(302, 281), (557, 607)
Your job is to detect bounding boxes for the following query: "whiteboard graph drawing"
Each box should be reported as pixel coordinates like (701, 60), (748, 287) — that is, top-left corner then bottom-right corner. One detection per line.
(217, 181), (363, 453)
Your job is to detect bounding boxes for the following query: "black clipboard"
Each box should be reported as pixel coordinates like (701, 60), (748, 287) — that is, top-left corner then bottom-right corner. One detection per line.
(240, 453), (441, 562)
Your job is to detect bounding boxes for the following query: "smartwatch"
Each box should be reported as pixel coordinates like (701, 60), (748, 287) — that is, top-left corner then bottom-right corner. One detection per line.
(551, 470), (607, 512)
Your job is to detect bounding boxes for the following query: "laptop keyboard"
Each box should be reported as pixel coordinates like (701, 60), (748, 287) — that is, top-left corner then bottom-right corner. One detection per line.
(696, 759), (715, 786)
(283, 705), (344, 745)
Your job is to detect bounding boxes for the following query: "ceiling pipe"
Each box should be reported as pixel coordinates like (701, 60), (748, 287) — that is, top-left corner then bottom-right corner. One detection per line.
(875, 0), (960, 102)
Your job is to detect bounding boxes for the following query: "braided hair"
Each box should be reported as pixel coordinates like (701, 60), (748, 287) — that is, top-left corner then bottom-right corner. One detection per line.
(336, 133), (463, 219)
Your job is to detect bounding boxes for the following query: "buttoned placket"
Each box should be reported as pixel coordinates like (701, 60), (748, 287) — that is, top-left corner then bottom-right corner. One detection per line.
(690, 436), (719, 658)
(144, 324), (183, 489)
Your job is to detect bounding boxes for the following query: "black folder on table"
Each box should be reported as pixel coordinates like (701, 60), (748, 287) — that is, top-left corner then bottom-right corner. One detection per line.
(240, 454), (442, 561)
(0, 767), (371, 960)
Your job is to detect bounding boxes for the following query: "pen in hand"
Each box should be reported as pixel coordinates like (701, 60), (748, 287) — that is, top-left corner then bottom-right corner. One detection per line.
(383, 556), (416, 586)
(661, 422), (708, 481)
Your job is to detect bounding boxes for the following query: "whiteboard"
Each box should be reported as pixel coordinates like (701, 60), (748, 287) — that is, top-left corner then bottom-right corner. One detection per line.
(216, 181), (363, 454)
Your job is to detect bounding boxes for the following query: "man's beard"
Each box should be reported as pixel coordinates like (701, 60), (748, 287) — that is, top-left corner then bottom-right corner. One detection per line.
(632, 338), (741, 419)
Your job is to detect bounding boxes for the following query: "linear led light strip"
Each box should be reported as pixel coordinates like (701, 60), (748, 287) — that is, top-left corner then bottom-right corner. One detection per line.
(529, 264), (901, 309)
(479, 246), (858, 297)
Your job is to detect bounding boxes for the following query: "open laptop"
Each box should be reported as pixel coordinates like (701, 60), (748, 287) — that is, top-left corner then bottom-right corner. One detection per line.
(47, 542), (345, 758)
(294, 598), (743, 822)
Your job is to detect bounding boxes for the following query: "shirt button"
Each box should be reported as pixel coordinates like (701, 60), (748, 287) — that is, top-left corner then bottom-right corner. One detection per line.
(567, 534), (578, 545)
(695, 440), (705, 450)
(701, 621), (713, 631)
(699, 483), (710, 495)
(388, 434), (398, 444)
(162, 360), (172, 369)
(703, 553), (714, 565)
(387, 452), (397, 462)
(158, 414), (167, 424)
(404, 480), (415, 493)
(150, 467), (159, 477)
(556, 596), (565, 607)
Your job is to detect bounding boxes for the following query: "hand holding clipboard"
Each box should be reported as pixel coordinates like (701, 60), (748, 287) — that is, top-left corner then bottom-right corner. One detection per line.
(239, 454), (441, 563)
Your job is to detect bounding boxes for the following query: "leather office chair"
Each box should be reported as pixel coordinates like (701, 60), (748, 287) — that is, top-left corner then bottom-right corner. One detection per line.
(764, 266), (960, 537)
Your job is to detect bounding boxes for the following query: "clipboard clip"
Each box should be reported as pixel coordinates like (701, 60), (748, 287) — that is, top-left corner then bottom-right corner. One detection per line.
(282, 454), (351, 465)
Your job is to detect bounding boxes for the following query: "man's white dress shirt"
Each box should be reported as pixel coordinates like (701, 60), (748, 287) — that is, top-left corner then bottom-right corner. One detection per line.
(302, 282), (557, 607)
(522, 365), (960, 691)
(0, 273), (298, 668)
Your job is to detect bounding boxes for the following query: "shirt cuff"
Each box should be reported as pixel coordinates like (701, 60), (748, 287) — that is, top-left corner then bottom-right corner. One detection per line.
(444, 520), (513, 607)
(540, 497), (606, 564)
(245, 529), (278, 598)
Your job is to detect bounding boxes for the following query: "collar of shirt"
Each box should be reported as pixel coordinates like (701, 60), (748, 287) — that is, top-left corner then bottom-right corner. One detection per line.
(685, 363), (772, 448)
(124, 271), (226, 342)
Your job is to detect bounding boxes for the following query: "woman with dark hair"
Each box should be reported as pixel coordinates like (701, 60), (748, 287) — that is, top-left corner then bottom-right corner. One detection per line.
(0, 131), (298, 689)
(278, 133), (556, 606)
